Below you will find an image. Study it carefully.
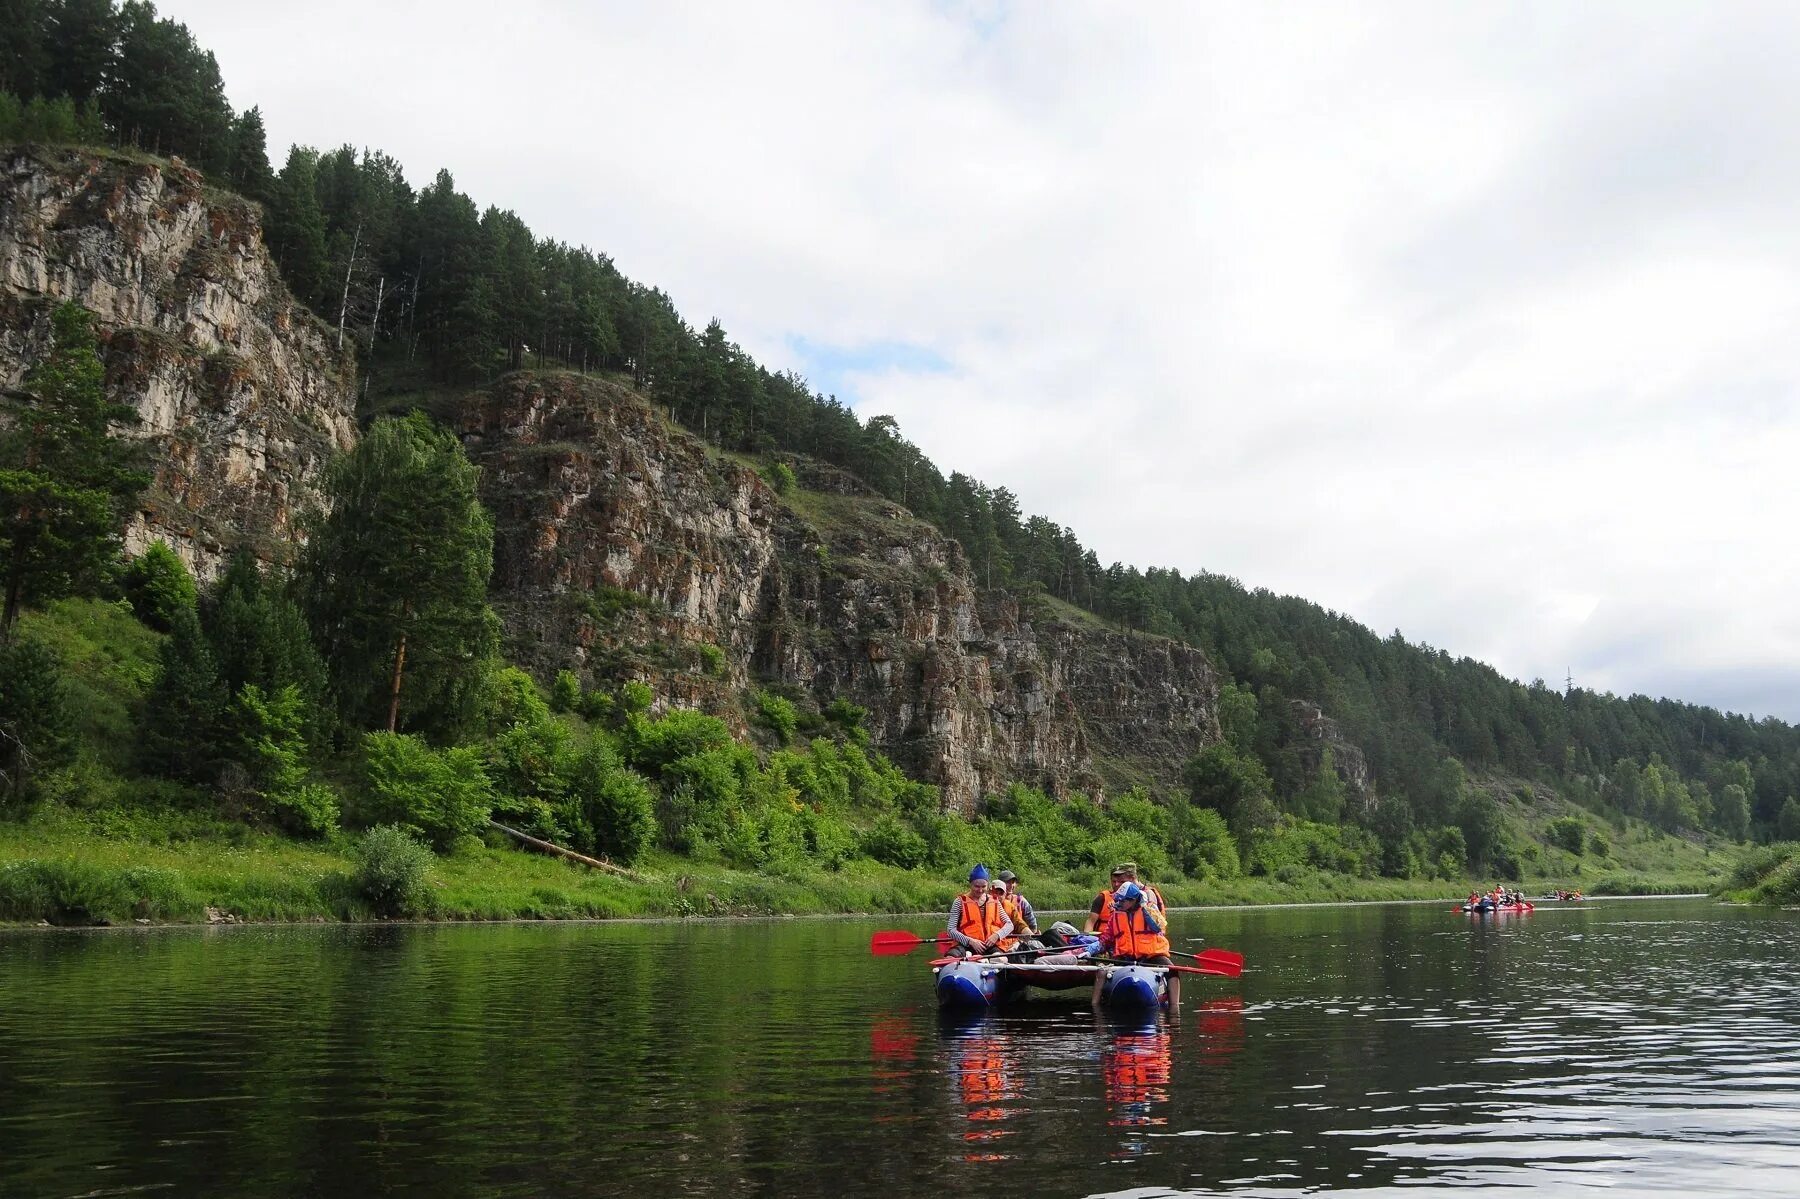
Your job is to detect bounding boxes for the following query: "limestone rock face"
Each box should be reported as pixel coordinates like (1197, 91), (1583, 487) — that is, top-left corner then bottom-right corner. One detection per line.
(0, 147), (356, 579)
(461, 373), (1222, 812)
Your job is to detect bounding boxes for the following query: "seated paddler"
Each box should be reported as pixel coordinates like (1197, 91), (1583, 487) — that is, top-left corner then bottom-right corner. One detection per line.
(946, 864), (1015, 957)
(994, 869), (1043, 950)
(1092, 881), (1181, 1016)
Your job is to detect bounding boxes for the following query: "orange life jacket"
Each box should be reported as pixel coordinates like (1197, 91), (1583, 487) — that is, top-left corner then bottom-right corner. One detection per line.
(1093, 889), (1115, 927)
(956, 892), (1014, 951)
(1104, 904), (1170, 958)
(999, 891), (1032, 934)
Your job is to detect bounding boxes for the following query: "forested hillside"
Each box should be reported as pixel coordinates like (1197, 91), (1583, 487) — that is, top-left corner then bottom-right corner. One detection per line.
(5, 0), (1799, 876)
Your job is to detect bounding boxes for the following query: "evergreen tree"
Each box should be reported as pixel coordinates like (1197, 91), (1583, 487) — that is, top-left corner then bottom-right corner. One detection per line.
(0, 301), (148, 637)
(267, 146), (330, 310)
(104, 0), (231, 169)
(300, 413), (498, 740)
(0, 0), (51, 98)
(223, 104), (274, 203)
(43, 0), (115, 104)
(0, 633), (70, 802)
(203, 552), (330, 738)
(136, 604), (227, 783)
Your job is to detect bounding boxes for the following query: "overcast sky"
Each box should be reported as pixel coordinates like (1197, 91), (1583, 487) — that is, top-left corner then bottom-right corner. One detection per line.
(164, 1), (1800, 719)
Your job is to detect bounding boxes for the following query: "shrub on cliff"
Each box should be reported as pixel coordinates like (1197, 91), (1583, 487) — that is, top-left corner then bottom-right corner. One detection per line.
(122, 542), (197, 632)
(624, 708), (734, 773)
(549, 670), (581, 713)
(353, 825), (434, 916)
(562, 740), (657, 865)
(356, 732), (492, 851)
(754, 692), (798, 746)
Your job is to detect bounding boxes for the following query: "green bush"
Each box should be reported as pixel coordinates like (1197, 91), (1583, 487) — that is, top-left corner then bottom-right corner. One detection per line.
(0, 858), (196, 924)
(860, 814), (928, 869)
(562, 740), (657, 864)
(762, 461), (798, 496)
(353, 825), (435, 916)
(235, 684), (337, 837)
(1546, 816), (1587, 855)
(549, 669), (581, 713)
(121, 542), (198, 632)
(696, 643), (728, 677)
(1090, 830), (1167, 879)
(755, 692), (799, 745)
(624, 708), (734, 772)
(357, 732), (493, 851)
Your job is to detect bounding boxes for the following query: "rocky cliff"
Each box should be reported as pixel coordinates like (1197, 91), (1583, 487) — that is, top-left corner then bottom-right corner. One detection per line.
(0, 146), (356, 579)
(459, 373), (1224, 812)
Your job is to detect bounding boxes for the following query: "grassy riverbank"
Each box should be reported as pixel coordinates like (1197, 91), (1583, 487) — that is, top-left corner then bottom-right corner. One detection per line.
(1714, 843), (1800, 906)
(0, 804), (1725, 927)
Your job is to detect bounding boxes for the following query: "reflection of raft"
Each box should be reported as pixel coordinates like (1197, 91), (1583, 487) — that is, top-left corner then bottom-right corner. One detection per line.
(933, 960), (1168, 1015)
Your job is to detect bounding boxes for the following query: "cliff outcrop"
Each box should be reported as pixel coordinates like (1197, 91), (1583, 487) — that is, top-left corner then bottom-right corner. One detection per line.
(460, 373), (1222, 812)
(0, 146), (356, 578)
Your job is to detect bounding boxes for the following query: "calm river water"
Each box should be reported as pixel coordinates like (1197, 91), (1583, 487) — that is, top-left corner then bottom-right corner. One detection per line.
(1, 897), (1796, 1197)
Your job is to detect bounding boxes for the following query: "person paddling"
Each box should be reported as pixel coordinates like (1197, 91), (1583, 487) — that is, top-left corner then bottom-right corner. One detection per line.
(1092, 882), (1180, 1017)
(946, 865), (1014, 957)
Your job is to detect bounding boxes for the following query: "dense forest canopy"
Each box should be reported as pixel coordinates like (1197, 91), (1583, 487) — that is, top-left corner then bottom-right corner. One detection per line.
(5, 0), (1799, 845)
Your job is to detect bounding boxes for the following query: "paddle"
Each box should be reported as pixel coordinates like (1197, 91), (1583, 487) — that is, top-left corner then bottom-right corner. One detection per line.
(1171, 948), (1244, 975)
(870, 929), (953, 955)
(928, 954), (1239, 979)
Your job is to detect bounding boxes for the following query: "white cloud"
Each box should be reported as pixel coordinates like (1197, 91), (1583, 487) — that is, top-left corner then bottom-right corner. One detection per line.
(164, 0), (1800, 717)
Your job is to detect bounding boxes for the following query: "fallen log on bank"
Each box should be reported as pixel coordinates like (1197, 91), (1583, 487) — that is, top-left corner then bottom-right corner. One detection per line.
(487, 820), (636, 879)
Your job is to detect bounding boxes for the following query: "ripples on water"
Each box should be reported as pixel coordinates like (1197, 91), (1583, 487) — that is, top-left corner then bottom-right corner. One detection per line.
(0, 900), (1796, 1198)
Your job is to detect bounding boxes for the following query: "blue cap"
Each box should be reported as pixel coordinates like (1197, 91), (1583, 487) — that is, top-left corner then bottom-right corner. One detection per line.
(969, 864), (990, 882)
(1114, 882), (1142, 904)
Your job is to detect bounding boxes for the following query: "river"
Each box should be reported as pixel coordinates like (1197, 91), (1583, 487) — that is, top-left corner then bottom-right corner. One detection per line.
(1, 896), (1795, 1197)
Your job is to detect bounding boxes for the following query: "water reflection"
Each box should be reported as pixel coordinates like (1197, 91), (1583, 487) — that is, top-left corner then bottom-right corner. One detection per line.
(0, 900), (1796, 1198)
(949, 1033), (1024, 1161)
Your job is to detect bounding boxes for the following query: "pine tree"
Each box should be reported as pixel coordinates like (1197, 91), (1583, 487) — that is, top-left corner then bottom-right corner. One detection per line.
(300, 413), (498, 740)
(267, 146), (331, 310)
(0, 633), (70, 802)
(224, 105), (275, 203)
(137, 604), (227, 783)
(0, 301), (148, 637)
(203, 552), (330, 738)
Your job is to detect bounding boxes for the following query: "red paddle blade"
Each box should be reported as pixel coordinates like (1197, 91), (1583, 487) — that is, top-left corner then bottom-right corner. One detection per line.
(1168, 962), (1234, 978)
(869, 930), (952, 955)
(870, 930), (926, 955)
(1194, 949), (1244, 976)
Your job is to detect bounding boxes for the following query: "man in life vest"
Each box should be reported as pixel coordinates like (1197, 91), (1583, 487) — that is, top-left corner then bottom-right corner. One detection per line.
(1084, 865), (1130, 933)
(1093, 881), (1180, 1016)
(946, 864), (1015, 957)
(994, 869), (1042, 948)
(1119, 861), (1169, 919)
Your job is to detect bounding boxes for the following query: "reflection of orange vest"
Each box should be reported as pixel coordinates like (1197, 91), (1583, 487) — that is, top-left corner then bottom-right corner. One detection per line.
(1105, 906), (1170, 958)
(956, 893), (1012, 949)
